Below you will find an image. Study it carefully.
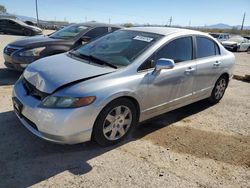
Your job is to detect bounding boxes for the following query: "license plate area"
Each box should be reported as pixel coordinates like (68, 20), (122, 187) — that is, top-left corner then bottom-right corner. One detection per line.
(12, 97), (23, 117)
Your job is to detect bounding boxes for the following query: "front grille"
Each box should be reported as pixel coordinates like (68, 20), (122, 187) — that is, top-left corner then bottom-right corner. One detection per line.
(4, 46), (20, 56)
(22, 78), (49, 100)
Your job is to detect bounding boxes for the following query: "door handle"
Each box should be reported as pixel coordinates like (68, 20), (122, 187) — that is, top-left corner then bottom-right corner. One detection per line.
(213, 61), (221, 67)
(184, 67), (195, 74)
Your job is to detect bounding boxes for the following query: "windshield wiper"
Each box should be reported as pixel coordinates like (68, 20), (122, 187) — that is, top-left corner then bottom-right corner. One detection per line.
(89, 55), (117, 69)
(69, 51), (117, 69)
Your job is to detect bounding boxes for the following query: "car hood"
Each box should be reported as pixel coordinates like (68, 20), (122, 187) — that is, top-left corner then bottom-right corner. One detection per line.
(9, 35), (64, 47)
(23, 53), (115, 93)
(25, 25), (42, 32)
(222, 41), (238, 45)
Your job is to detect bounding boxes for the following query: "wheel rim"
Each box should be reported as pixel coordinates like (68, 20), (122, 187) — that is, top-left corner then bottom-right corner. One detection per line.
(214, 78), (226, 100)
(103, 105), (132, 141)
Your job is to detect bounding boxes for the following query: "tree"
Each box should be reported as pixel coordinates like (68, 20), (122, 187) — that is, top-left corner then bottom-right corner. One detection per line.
(0, 5), (7, 13)
(123, 23), (134, 28)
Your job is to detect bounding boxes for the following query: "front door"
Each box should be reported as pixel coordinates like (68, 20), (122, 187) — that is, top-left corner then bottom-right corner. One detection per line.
(141, 36), (196, 116)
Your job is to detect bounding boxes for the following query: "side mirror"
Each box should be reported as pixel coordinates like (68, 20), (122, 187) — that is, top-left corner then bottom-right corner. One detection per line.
(81, 36), (91, 43)
(154, 58), (175, 72)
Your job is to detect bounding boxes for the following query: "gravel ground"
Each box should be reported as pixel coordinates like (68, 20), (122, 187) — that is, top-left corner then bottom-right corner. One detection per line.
(0, 33), (249, 188)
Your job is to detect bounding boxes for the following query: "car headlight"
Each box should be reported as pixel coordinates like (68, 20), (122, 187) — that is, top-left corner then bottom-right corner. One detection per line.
(40, 96), (96, 108)
(19, 47), (46, 57)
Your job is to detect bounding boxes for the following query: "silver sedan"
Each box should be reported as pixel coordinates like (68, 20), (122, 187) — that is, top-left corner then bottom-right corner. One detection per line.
(13, 27), (235, 146)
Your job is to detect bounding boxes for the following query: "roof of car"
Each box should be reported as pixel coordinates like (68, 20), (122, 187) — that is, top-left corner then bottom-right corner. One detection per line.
(74, 22), (123, 28)
(123, 26), (206, 36)
(0, 18), (19, 21)
(0, 18), (27, 25)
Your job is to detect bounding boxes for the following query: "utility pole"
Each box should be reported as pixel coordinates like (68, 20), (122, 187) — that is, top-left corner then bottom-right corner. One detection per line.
(109, 18), (111, 24)
(241, 12), (246, 31)
(35, 0), (39, 26)
(169, 16), (172, 27)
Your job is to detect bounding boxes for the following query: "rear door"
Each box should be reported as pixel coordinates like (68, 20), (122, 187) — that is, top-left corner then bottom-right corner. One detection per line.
(193, 36), (222, 99)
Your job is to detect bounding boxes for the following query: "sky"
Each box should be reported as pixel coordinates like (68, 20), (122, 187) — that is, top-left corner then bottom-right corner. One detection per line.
(0, 0), (249, 26)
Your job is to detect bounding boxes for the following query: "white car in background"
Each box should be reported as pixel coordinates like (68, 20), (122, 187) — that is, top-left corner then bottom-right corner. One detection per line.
(222, 36), (250, 52)
(210, 33), (230, 42)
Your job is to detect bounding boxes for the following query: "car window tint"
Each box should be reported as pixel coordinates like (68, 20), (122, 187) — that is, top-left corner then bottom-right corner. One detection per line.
(196, 37), (217, 58)
(85, 27), (108, 39)
(8, 20), (16, 25)
(138, 37), (193, 71)
(155, 37), (193, 63)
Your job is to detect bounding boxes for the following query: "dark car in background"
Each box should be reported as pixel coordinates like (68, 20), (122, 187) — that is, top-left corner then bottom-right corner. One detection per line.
(3, 22), (123, 71)
(0, 18), (42, 36)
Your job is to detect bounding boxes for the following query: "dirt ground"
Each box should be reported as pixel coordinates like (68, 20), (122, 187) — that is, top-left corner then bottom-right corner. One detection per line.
(233, 52), (250, 77)
(0, 33), (249, 188)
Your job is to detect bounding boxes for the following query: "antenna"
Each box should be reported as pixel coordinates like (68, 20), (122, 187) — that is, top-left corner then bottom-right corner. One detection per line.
(169, 16), (172, 27)
(241, 12), (246, 31)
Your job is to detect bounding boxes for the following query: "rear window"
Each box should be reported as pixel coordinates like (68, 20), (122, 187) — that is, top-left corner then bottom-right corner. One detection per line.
(85, 27), (108, 39)
(196, 37), (220, 58)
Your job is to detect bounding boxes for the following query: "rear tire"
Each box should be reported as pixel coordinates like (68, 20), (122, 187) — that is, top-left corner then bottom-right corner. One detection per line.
(208, 75), (228, 104)
(247, 47), (250, 54)
(93, 98), (137, 146)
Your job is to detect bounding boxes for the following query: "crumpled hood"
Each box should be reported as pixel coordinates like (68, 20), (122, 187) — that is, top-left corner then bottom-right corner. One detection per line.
(23, 53), (115, 93)
(9, 35), (63, 47)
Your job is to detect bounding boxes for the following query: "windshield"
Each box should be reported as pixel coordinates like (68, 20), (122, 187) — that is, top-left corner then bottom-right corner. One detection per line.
(14, 19), (29, 26)
(210, 33), (219, 38)
(74, 30), (162, 67)
(50, 24), (89, 39)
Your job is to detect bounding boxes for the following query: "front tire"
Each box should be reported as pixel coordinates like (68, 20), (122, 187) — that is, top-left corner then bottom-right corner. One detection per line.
(208, 75), (228, 104)
(93, 98), (137, 146)
(24, 30), (32, 36)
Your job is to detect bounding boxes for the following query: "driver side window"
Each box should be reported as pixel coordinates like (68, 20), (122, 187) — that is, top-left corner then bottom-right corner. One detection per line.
(8, 20), (20, 29)
(138, 36), (193, 71)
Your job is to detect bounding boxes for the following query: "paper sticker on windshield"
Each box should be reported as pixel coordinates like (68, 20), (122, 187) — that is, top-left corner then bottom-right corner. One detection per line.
(133, 36), (153, 42)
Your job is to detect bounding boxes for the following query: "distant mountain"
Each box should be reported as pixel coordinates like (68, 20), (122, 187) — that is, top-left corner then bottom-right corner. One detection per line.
(202, 23), (250, 30)
(0, 13), (37, 22)
(17, 15), (37, 22)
